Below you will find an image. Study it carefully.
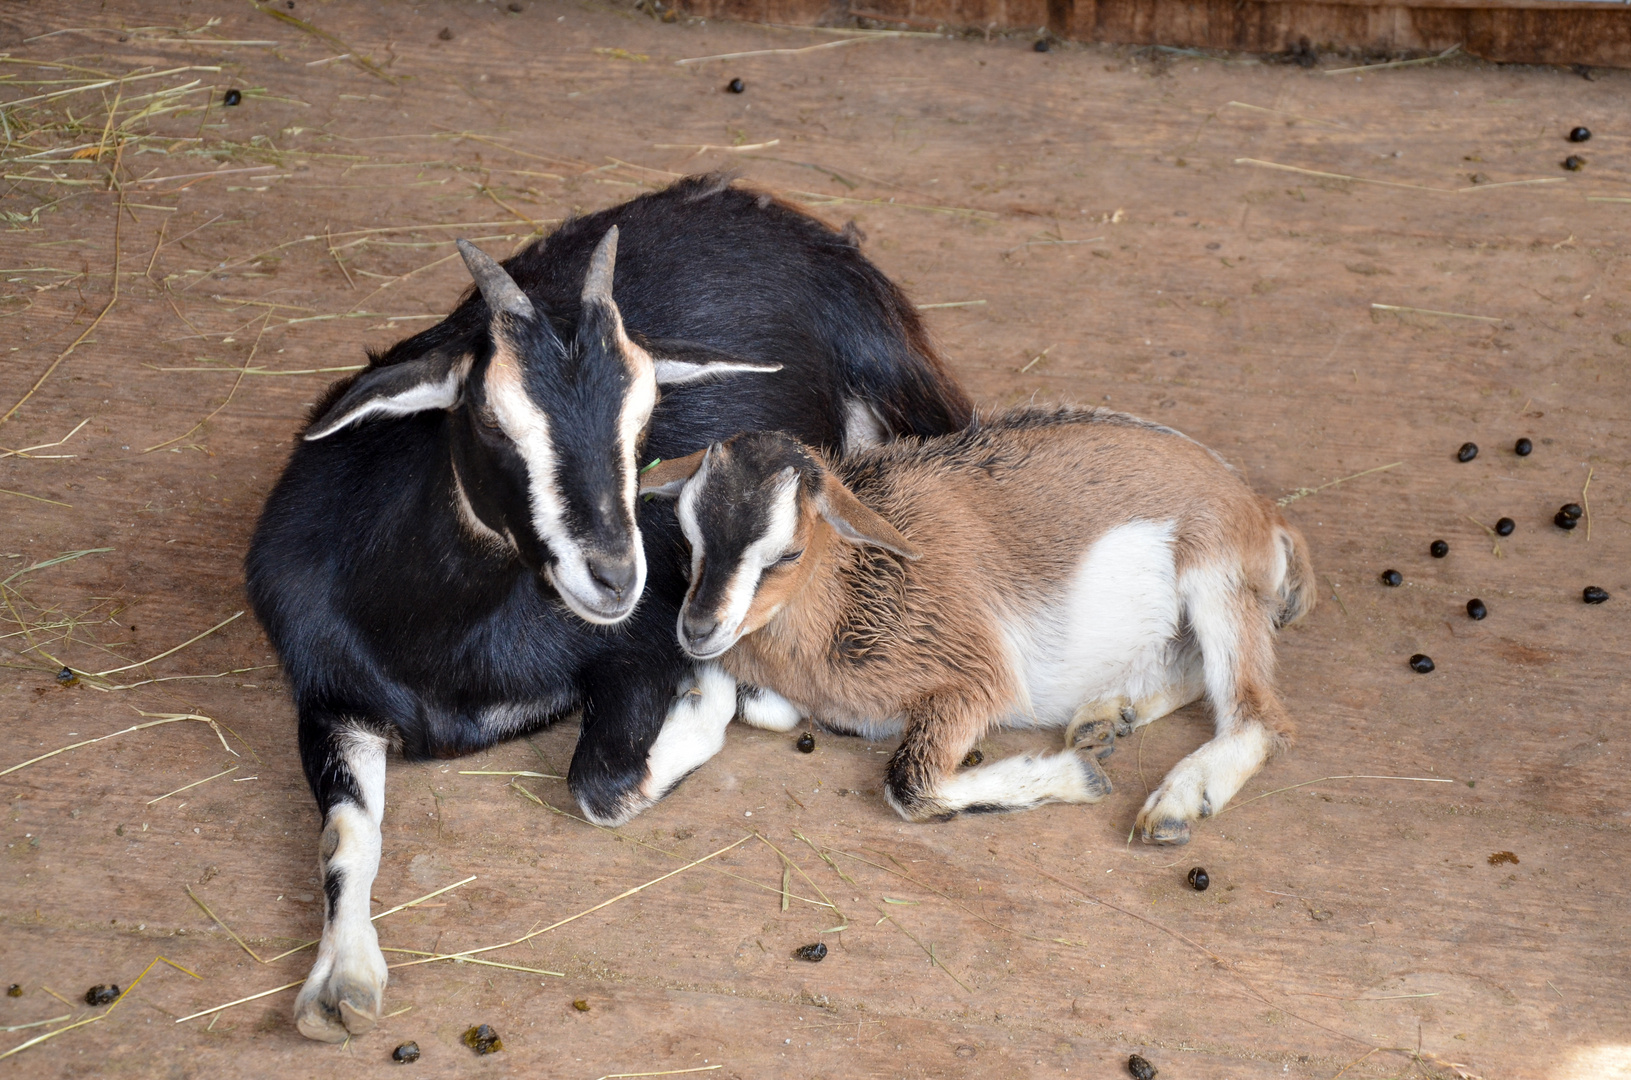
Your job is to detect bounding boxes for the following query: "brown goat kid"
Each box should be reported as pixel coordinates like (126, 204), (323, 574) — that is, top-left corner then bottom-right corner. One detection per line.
(640, 406), (1315, 842)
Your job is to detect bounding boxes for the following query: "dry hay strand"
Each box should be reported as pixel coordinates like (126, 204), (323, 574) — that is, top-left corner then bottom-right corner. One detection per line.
(1236, 158), (1563, 196)
(1323, 44), (1460, 76)
(0, 708), (235, 779)
(0, 417), (91, 461)
(174, 838), (750, 1024)
(0, 956), (200, 1061)
(1465, 515), (1505, 557)
(509, 784), (834, 910)
(0, 187), (123, 428)
(147, 764), (237, 805)
(1581, 466), (1594, 541)
(1278, 461), (1403, 506)
(593, 1068), (722, 1080)
(1212, 773), (1454, 818)
(249, 3), (395, 82)
(1223, 101), (1349, 130)
(1371, 303), (1500, 324)
(674, 37), (882, 64)
(185, 875), (479, 966)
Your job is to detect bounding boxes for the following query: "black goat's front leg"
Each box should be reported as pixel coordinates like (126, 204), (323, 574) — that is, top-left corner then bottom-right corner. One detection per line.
(292, 710), (390, 1043)
(570, 647), (736, 827)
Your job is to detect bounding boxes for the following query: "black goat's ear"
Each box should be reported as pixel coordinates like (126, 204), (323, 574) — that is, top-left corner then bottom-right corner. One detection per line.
(304, 350), (469, 441)
(638, 338), (782, 387)
(638, 446), (710, 499)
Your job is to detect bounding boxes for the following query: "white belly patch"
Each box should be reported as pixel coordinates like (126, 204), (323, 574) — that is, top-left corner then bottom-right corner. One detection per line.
(1002, 519), (1181, 726)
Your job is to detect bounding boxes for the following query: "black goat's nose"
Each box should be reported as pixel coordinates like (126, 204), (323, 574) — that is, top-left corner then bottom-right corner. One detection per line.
(586, 554), (638, 599)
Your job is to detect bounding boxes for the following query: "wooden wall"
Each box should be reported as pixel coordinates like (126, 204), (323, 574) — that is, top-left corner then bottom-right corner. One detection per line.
(677, 0), (1631, 67)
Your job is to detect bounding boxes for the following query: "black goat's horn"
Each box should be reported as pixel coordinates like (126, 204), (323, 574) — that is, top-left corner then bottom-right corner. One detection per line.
(581, 226), (618, 307)
(457, 239), (534, 319)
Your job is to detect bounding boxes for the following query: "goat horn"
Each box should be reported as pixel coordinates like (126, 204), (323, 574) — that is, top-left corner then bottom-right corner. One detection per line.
(581, 225), (618, 307)
(456, 239), (535, 319)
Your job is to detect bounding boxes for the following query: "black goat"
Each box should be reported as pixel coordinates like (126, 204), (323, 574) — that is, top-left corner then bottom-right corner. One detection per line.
(244, 176), (972, 1042)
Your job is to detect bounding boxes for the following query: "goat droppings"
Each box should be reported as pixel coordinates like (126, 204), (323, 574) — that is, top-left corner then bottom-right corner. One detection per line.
(1128, 1053), (1159, 1080)
(793, 942), (828, 962)
(5, 984), (21, 997)
(1555, 503), (1583, 530)
(962, 749), (984, 768)
(461, 1025), (502, 1055)
(1514, 437), (1533, 456)
(1409, 654), (1435, 674)
(1466, 599), (1487, 620)
(1584, 586), (1611, 605)
(572, 999), (591, 1012)
(726, 77), (745, 93)
(1380, 569), (1403, 587)
(392, 1042), (421, 1064)
(796, 732), (815, 753)
(1569, 126), (1591, 142)
(1429, 540), (1449, 558)
(1034, 39), (1050, 52)
(1456, 442), (1478, 463)
(1186, 867), (1209, 891)
(84, 984), (119, 1006)
(222, 89), (242, 107)
(56, 666), (77, 685)
(1495, 517), (1515, 536)
(437, 26), (454, 40)
(1562, 155), (1586, 171)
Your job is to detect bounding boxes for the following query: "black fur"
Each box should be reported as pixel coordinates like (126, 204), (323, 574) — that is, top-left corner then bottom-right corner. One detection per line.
(246, 176), (972, 826)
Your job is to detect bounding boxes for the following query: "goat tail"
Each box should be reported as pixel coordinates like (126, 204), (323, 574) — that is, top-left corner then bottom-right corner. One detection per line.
(841, 273), (974, 440)
(1272, 521), (1317, 628)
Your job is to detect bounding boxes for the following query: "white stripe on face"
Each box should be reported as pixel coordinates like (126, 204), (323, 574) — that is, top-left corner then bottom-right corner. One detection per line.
(677, 468), (801, 658)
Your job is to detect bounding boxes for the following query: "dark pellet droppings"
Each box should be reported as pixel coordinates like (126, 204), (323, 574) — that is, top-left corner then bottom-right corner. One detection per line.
(1034, 39), (1050, 52)
(1409, 654), (1435, 674)
(6, 984), (20, 997)
(572, 999), (590, 1012)
(1466, 599), (1487, 620)
(1380, 569), (1403, 587)
(1562, 155), (1586, 171)
(1488, 850), (1519, 866)
(392, 1042), (421, 1064)
(1555, 511), (1578, 530)
(1514, 438), (1533, 456)
(1584, 586), (1611, 605)
(796, 732), (815, 753)
(1128, 1053), (1159, 1080)
(1430, 540), (1449, 558)
(462, 1025), (502, 1055)
(56, 666), (77, 685)
(1456, 442), (1478, 463)
(1186, 867), (1209, 892)
(222, 89), (242, 107)
(962, 749), (984, 768)
(85, 984), (119, 1006)
(437, 27), (454, 40)
(1560, 503), (1583, 521)
(794, 942), (828, 962)
(726, 77), (745, 93)
(1495, 517), (1515, 537)
(1569, 126), (1591, 143)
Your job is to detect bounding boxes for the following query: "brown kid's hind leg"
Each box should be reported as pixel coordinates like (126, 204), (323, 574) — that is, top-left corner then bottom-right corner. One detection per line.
(1136, 567), (1291, 845)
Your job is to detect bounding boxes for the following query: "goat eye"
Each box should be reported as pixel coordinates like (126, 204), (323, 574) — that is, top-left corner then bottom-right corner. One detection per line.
(774, 549), (804, 566)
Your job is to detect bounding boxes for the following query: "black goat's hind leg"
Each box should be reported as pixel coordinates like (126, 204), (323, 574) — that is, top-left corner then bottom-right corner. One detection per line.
(293, 715), (390, 1043)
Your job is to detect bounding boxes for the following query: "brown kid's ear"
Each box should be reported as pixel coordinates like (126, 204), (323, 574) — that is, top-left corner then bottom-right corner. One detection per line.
(638, 446), (710, 499)
(815, 474), (922, 560)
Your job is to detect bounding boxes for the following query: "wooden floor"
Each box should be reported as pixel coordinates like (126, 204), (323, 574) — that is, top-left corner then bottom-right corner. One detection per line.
(1, 4), (1627, 1077)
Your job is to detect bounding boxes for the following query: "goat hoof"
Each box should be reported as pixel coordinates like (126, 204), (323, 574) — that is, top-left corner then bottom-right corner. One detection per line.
(1141, 817), (1192, 845)
(1065, 717), (1115, 753)
(1199, 793), (1214, 818)
(1115, 704), (1138, 736)
(1075, 754), (1114, 800)
(295, 978), (384, 1043)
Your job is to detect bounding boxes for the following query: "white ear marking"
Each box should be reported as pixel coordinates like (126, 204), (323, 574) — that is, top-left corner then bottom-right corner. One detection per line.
(653, 358), (782, 386)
